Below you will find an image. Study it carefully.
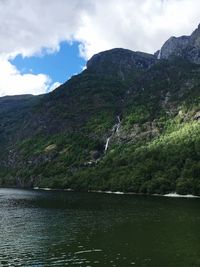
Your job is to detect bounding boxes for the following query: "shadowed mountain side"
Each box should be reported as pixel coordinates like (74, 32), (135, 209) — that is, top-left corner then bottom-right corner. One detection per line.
(0, 27), (200, 194)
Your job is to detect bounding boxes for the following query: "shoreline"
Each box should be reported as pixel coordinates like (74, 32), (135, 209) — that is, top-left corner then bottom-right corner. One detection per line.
(1, 187), (199, 199)
(32, 187), (200, 199)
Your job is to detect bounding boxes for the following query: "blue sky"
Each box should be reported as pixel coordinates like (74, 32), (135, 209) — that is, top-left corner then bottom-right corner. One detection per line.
(0, 0), (199, 96)
(11, 42), (86, 86)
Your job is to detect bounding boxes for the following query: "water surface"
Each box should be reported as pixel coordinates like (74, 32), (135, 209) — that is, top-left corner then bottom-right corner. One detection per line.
(0, 188), (200, 266)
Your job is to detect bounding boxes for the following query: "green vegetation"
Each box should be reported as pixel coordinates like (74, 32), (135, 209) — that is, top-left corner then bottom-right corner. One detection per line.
(0, 51), (199, 195)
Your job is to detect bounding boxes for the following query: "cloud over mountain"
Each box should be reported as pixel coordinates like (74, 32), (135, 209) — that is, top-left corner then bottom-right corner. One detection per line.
(1, 0), (200, 96)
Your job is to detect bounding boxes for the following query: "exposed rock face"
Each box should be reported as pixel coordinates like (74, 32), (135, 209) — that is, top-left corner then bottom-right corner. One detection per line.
(158, 24), (200, 64)
(112, 122), (160, 145)
(194, 111), (200, 121)
(87, 48), (156, 79)
(158, 36), (189, 59)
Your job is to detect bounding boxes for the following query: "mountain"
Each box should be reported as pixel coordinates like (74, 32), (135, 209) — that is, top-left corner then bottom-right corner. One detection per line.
(157, 24), (200, 64)
(0, 25), (200, 195)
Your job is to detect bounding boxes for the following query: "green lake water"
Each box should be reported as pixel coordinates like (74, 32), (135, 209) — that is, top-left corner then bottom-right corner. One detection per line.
(0, 188), (200, 266)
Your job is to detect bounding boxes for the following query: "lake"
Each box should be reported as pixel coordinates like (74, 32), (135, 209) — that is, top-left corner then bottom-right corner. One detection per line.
(0, 188), (200, 266)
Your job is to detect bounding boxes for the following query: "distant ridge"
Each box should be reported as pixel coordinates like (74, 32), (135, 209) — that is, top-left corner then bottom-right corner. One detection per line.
(0, 24), (199, 195)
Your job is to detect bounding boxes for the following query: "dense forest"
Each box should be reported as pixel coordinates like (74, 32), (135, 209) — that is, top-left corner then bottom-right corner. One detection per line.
(0, 32), (200, 195)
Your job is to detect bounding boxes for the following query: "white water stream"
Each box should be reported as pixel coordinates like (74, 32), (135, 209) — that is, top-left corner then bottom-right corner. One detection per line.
(157, 49), (162, 60)
(104, 116), (121, 152)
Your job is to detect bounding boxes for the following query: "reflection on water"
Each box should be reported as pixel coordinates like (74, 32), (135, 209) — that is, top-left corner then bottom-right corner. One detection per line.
(0, 188), (200, 266)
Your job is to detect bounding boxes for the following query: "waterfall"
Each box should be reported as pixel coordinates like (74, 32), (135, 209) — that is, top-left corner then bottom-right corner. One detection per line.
(116, 116), (121, 132)
(104, 115), (121, 152)
(117, 116), (121, 123)
(157, 49), (162, 60)
(105, 137), (111, 151)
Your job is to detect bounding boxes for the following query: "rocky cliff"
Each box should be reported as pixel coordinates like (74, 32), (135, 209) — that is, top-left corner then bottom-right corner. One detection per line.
(87, 48), (156, 79)
(157, 24), (200, 64)
(0, 25), (200, 195)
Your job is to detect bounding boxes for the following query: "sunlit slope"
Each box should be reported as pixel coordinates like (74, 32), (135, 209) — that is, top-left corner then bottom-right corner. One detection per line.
(0, 49), (199, 194)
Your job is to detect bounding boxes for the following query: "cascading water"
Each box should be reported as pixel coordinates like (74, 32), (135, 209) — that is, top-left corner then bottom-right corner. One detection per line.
(157, 49), (162, 60)
(104, 115), (121, 152)
(105, 137), (111, 151)
(116, 116), (121, 132)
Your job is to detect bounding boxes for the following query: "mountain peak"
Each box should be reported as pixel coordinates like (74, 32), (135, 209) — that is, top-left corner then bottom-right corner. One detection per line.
(86, 48), (156, 79)
(158, 23), (200, 64)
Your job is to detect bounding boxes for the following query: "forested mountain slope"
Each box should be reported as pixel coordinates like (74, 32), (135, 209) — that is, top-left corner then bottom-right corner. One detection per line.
(0, 26), (200, 195)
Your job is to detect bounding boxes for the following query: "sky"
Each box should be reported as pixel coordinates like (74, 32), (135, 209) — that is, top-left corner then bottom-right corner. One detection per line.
(1, 0), (200, 97)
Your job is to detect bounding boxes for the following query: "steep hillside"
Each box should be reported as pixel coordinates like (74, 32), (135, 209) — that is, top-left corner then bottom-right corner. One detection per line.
(157, 23), (200, 64)
(0, 28), (200, 194)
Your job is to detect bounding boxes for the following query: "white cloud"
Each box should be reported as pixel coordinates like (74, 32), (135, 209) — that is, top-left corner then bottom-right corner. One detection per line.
(0, 0), (89, 58)
(0, 0), (88, 96)
(0, 57), (51, 96)
(48, 82), (62, 93)
(1, 0), (200, 96)
(75, 0), (200, 59)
